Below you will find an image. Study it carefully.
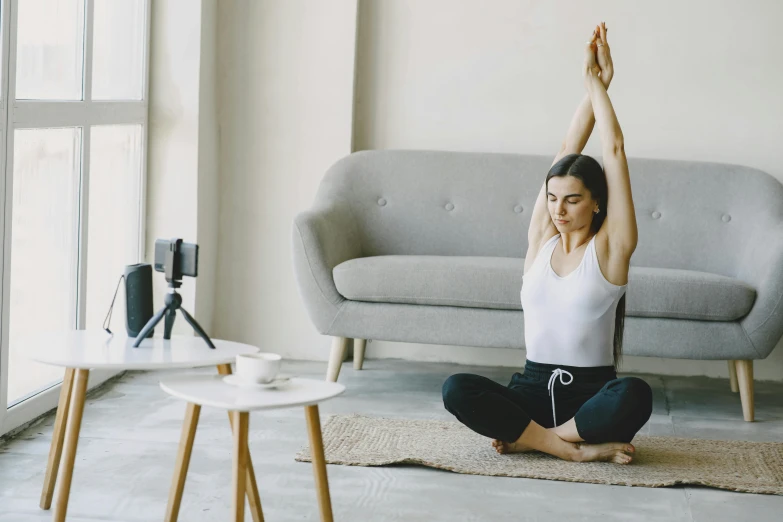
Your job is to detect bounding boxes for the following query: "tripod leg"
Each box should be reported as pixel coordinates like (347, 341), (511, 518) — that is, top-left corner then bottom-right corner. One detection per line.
(164, 308), (176, 339)
(180, 307), (216, 349)
(133, 307), (167, 347)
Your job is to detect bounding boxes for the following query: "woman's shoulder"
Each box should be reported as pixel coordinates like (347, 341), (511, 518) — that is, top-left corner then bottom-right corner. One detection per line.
(523, 232), (559, 276)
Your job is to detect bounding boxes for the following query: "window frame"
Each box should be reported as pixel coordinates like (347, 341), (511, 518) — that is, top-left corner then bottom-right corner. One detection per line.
(0, 0), (151, 436)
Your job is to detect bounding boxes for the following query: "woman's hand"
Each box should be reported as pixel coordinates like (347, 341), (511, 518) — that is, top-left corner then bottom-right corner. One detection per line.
(583, 23), (613, 89)
(583, 27), (601, 86)
(595, 22), (613, 88)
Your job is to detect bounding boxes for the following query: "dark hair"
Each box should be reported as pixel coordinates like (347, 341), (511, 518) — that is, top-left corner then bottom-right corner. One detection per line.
(545, 153), (626, 371)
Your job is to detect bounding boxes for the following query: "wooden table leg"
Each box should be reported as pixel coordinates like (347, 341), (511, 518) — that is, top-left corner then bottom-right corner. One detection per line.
(217, 364), (264, 522)
(233, 411), (250, 522)
(305, 405), (333, 522)
(53, 368), (89, 522)
(164, 402), (201, 522)
(40, 367), (75, 510)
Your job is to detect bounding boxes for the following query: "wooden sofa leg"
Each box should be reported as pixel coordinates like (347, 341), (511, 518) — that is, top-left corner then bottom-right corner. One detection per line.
(728, 360), (739, 393)
(353, 339), (366, 370)
(735, 360), (755, 422)
(326, 337), (349, 382)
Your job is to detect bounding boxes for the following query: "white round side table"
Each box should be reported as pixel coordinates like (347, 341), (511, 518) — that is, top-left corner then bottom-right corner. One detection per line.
(159, 375), (345, 522)
(22, 330), (259, 522)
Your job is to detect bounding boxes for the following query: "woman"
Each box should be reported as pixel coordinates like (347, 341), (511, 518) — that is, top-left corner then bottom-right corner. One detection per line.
(442, 23), (653, 464)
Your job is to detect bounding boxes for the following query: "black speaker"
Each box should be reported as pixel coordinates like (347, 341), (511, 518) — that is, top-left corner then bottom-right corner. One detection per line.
(125, 263), (154, 338)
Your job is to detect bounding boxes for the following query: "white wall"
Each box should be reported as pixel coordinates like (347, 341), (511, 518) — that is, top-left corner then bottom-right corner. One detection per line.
(213, 1), (358, 348)
(147, 0), (218, 332)
(195, 0), (219, 335)
(355, 0), (783, 173)
(213, 0), (783, 381)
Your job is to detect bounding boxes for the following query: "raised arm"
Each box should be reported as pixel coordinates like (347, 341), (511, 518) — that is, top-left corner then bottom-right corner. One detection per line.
(583, 22), (638, 256)
(529, 26), (613, 245)
(552, 25), (613, 166)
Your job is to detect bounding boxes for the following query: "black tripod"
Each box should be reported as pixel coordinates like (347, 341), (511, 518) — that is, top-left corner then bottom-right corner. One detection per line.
(132, 281), (215, 348)
(132, 238), (215, 348)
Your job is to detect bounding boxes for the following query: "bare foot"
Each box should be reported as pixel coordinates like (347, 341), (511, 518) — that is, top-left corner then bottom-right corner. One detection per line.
(573, 442), (635, 464)
(492, 438), (535, 454)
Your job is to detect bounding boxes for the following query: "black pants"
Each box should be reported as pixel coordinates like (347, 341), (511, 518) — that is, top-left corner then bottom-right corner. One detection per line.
(442, 359), (653, 444)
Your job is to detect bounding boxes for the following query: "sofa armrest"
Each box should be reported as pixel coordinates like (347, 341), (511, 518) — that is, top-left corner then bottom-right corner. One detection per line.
(736, 225), (783, 358)
(291, 204), (362, 333)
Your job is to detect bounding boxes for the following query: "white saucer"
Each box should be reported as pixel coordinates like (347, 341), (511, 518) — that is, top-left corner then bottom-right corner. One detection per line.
(223, 374), (291, 389)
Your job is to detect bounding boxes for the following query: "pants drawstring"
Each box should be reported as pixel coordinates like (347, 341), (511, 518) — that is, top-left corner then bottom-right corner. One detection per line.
(547, 368), (574, 427)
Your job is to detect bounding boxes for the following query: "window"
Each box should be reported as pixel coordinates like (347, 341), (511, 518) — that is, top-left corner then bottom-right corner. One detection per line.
(0, 0), (150, 434)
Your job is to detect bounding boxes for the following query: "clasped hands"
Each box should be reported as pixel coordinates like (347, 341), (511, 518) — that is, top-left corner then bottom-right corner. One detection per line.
(584, 22), (613, 90)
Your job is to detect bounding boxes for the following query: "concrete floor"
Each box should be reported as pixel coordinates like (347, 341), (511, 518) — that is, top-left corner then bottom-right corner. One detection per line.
(1, 359), (782, 521)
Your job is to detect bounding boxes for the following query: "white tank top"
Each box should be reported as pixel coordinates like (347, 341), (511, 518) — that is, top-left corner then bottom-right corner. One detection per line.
(520, 233), (627, 367)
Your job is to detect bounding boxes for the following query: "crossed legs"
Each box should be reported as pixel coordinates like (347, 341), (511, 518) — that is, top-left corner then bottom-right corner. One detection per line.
(442, 373), (653, 464)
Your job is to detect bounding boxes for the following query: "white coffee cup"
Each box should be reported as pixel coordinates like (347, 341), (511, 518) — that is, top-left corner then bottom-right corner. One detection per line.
(235, 353), (281, 384)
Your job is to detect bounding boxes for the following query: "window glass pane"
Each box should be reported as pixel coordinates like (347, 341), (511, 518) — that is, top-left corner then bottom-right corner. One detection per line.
(8, 128), (81, 406)
(91, 0), (144, 100)
(85, 125), (143, 332)
(16, 0), (85, 100)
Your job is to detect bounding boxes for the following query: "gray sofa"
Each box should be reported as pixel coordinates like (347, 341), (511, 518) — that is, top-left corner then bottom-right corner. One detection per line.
(291, 149), (783, 422)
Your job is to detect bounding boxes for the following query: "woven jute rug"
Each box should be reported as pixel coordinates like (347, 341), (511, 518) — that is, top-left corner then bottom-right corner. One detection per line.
(295, 414), (783, 495)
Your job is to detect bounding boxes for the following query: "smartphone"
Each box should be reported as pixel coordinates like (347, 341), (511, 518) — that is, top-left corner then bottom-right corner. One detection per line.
(153, 239), (199, 278)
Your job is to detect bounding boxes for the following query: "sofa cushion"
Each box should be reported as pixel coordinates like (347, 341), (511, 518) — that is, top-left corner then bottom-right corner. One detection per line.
(333, 256), (757, 321)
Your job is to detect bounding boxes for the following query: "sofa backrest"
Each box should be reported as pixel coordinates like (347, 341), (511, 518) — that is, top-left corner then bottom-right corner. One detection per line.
(315, 149), (783, 277)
